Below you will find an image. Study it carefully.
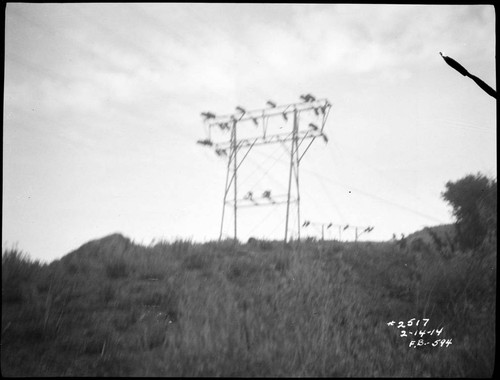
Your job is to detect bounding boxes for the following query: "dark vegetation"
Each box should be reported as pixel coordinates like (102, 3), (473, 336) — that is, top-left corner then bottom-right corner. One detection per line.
(442, 173), (497, 250)
(1, 174), (496, 376)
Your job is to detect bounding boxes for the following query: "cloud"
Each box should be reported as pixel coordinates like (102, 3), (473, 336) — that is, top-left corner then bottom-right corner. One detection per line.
(3, 4), (495, 261)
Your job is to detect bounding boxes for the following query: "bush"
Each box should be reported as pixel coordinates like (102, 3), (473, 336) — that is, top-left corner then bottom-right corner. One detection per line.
(442, 173), (497, 250)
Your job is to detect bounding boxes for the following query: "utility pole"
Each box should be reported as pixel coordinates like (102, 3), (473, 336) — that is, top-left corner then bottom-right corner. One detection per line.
(198, 95), (331, 244)
(302, 221), (374, 242)
(352, 225), (374, 242)
(302, 221), (336, 241)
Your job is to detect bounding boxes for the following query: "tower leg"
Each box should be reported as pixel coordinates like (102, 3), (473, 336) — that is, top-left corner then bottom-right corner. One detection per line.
(219, 140), (233, 241)
(295, 114), (301, 241)
(232, 120), (238, 242)
(285, 109), (299, 244)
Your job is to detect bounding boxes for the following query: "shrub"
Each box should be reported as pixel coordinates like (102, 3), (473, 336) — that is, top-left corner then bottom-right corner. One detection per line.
(442, 173), (497, 250)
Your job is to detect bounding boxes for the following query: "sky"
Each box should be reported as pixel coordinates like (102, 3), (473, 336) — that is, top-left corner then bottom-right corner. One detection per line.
(3, 4), (496, 263)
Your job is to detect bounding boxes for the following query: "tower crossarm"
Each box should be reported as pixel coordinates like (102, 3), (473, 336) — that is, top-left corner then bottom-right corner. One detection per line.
(207, 99), (331, 127)
(226, 193), (297, 208)
(214, 130), (324, 151)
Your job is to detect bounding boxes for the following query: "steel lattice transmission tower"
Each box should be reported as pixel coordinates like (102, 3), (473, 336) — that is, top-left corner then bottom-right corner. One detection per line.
(197, 94), (332, 243)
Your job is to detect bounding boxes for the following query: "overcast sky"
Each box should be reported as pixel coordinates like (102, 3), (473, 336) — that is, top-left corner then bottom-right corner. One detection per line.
(3, 4), (496, 262)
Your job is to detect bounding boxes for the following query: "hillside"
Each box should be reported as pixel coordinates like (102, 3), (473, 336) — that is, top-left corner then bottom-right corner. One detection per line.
(406, 224), (457, 245)
(1, 232), (496, 376)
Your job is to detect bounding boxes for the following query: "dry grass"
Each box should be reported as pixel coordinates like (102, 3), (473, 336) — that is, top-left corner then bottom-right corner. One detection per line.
(1, 236), (496, 376)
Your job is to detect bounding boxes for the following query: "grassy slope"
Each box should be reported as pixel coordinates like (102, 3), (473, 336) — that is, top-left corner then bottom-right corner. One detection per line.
(406, 224), (457, 247)
(1, 232), (496, 377)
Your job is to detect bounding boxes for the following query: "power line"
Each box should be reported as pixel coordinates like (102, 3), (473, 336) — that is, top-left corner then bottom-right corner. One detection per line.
(238, 144), (290, 191)
(229, 134), (447, 226)
(308, 169), (446, 224)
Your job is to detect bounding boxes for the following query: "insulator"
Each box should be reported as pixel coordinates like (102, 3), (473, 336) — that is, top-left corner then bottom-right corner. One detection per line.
(201, 112), (216, 119)
(197, 139), (213, 146)
(215, 148), (227, 156)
